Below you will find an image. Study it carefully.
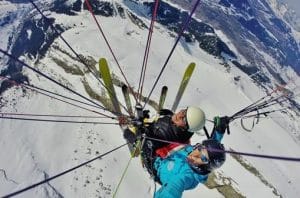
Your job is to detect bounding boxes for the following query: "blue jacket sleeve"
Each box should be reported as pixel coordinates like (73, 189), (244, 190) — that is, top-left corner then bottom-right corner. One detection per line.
(211, 130), (224, 143)
(154, 172), (203, 198)
(154, 176), (185, 198)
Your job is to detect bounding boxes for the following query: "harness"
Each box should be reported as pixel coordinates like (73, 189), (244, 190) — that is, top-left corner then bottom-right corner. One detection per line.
(141, 115), (193, 183)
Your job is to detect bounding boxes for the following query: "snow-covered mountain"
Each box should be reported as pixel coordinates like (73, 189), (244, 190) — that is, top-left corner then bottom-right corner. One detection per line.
(268, 0), (300, 33)
(1, 0), (300, 197)
(172, 0), (300, 74)
(1, 0), (299, 109)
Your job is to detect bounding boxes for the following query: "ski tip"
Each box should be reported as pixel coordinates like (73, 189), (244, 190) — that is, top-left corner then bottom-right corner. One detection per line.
(99, 58), (107, 64)
(189, 62), (196, 68)
(122, 84), (128, 91)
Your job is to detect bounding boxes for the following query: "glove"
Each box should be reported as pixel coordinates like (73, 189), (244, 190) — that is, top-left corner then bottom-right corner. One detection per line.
(123, 128), (137, 144)
(143, 110), (150, 119)
(214, 116), (230, 134)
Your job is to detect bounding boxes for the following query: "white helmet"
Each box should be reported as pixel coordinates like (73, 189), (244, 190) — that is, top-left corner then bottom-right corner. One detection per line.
(186, 106), (206, 132)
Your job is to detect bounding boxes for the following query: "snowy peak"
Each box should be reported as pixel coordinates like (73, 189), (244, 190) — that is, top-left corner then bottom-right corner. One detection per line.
(125, 0), (236, 58)
(171, 0), (300, 78)
(267, 0), (300, 33)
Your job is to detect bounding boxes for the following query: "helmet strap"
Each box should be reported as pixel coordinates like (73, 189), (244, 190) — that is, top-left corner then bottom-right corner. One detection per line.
(184, 109), (189, 130)
(203, 126), (210, 139)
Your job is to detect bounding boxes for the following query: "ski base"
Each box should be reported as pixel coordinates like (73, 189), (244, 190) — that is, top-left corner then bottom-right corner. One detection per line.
(171, 62), (195, 112)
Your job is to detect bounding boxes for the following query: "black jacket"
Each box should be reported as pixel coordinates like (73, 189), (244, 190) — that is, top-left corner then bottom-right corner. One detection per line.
(146, 114), (193, 152)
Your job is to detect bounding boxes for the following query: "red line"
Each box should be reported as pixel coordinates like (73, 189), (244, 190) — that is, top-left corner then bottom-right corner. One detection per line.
(139, 0), (160, 102)
(84, 0), (138, 103)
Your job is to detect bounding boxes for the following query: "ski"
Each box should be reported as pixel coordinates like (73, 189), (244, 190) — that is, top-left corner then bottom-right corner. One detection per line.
(171, 62), (196, 112)
(99, 59), (139, 157)
(122, 84), (133, 116)
(158, 86), (168, 111)
(99, 58), (121, 115)
(131, 139), (142, 157)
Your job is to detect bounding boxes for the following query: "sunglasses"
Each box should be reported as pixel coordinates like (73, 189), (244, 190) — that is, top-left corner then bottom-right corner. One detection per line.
(193, 143), (209, 164)
(199, 149), (209, 164)
(201, 153), (209, 164)
(181, 109), (189, 130)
